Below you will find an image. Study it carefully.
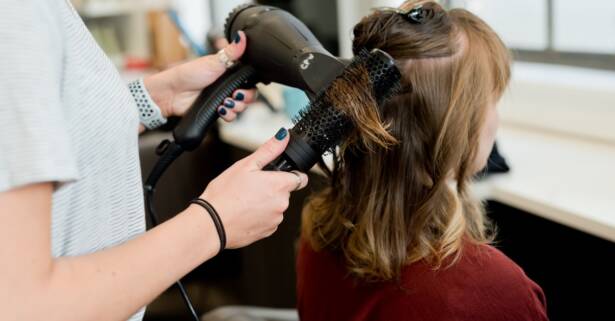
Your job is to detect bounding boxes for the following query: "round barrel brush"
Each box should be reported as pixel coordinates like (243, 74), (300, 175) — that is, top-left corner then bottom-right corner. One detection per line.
(266, 48), (402, 172)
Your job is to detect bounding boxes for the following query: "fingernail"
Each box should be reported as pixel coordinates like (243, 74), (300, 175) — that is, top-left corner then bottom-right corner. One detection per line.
(224, 99), (235, 108)
(232, 31), (241, 44)
(234, 92), (245, 101)
(219, 107), (227, 116)
(275, 128), (288, 141)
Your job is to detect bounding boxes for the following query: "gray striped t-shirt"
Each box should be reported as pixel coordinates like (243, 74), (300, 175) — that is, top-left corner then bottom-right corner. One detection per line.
(0, 1), (146, 319)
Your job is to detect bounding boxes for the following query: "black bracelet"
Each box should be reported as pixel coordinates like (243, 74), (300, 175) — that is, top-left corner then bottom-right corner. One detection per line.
(189, 198), (227, 254)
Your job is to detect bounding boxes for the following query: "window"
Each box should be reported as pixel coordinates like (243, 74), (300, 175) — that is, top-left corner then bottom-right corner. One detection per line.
(446, 0), (615, 71)
(553, 0), (615, 54)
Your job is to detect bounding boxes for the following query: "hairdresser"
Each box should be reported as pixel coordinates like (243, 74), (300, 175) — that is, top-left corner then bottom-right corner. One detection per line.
(0, 2), (307, 321)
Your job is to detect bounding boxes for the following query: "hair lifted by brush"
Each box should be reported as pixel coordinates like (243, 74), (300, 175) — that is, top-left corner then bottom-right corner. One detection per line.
(291, 48), (401, 160)
(302, 0), (511, 281)
(324, 60), (398, 152)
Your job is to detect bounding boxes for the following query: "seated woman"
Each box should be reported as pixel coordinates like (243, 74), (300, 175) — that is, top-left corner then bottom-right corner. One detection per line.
(296, 1), (548, 320)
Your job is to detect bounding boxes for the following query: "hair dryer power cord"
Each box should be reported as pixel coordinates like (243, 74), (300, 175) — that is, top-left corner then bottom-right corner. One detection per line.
(144, 141), (201, 321)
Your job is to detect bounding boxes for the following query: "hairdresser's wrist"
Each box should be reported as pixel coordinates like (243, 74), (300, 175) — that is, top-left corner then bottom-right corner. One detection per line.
(180, 203), (222, 260)
(143, 70), (178, 119)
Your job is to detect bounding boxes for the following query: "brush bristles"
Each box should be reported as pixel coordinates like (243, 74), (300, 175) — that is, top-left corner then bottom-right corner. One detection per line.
(291, 49), (402, 155)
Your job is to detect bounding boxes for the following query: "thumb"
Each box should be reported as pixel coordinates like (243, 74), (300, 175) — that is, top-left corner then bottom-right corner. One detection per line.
(245, 128), (290, 170)
(175, 30), (248, 92)
(223, 30), (248, 62)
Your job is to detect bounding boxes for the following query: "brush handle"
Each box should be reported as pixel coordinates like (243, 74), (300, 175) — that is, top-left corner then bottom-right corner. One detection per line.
(173, 63), (258, 151)
(264, 133), (320, 172)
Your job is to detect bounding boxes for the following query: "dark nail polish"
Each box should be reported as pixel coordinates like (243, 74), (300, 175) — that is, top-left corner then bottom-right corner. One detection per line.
(232, 31), (241, 44)
(219, 107), (227, 116)
(224, 99), (235, 108)
(275, 128), (287, 141)
(234, 92), (245, 101)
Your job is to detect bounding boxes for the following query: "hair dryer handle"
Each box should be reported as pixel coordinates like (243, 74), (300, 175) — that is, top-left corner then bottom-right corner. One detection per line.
(173, 64), (258, 151)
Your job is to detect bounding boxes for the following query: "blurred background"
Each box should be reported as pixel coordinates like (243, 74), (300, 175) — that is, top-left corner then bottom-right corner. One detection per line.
(70, 1), (614, 320)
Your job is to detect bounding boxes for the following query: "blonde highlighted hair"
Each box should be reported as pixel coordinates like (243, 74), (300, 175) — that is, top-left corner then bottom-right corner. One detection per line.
(302, 0), (511, 281)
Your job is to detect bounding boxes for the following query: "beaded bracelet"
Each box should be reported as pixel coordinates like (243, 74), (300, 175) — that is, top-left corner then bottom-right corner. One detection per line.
(128, 78), (168, 130)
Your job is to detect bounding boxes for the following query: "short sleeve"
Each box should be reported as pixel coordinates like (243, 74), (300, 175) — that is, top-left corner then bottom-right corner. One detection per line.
(0, 1), (78, 193)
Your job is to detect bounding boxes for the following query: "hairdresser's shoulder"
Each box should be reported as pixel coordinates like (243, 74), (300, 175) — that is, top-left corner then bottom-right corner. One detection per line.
(0, 0), (63, 47)
(0, 0), (59, 17)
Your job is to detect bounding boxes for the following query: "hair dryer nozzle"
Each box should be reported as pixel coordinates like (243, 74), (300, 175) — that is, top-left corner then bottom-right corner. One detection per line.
(223, 4), (346, 95)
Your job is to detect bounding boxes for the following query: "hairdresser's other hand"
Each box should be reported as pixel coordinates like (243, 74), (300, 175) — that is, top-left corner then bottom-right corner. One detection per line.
(200, 128), (308, 249)
(143, 31), (257, 122)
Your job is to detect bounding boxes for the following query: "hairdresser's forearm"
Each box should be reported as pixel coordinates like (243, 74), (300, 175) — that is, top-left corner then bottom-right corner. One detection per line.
(33, 206), (217, 321)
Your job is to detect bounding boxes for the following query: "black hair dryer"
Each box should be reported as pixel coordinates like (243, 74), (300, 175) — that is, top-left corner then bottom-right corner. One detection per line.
(146, 4), (347, 196)
(172, 4), (346, 152)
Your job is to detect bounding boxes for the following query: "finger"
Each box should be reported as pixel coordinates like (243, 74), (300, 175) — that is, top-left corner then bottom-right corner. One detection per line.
(244, 128), (290, 170)
(261, 171), (308, 193)
(214, 37), (229, 51)
(280, 196), (291, 213)
(274, 212), (285, 225)
(230, 101), (248, 114)
(232, 89), (257, 104)
(222, 98), (247, 114)
(278, 171), (309, 192)
(178, 31), (247, 87)
(223, 30), (247, 62)
(264, 226), (279, 238)
(174, 31), (248, 91)
(292, 171), (309, 190)
(217, 106), (237, 122)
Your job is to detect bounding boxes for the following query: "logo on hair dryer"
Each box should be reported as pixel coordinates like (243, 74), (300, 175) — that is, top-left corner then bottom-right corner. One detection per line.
(301, 53), (315, 70)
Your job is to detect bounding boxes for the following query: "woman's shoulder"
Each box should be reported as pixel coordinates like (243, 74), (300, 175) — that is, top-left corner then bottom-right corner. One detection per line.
(459, 242), (529, 277)
(297, 239), (548, 321)
(298, 239), (538, 291)
(396, 242), (531, 280)
(401, 242), (546, 300)
(388, 242), (548, 321)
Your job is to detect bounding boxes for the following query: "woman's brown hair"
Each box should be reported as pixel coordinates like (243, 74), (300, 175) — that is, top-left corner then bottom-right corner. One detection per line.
(302, 0), (511, 281)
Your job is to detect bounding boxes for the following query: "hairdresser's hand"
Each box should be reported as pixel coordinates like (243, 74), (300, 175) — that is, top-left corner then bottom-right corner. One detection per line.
(200, 128), (308, 249)
(143, 30), (257, 122)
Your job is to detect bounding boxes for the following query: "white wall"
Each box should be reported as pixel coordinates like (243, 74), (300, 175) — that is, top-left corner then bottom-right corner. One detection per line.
(210, 0), (250, 31)
(336, 0), (370, 58)
(174, 0), (211, 46)
(450, 0), (549, 50)
(336, 0), (403, 58)
(500, 63), (615, 144)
